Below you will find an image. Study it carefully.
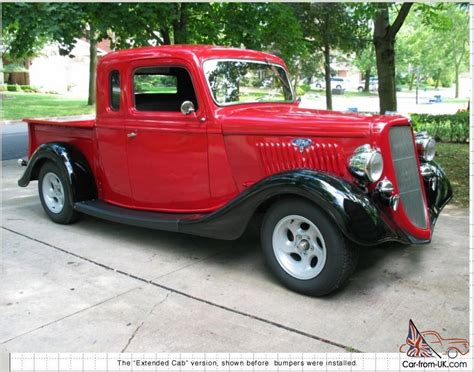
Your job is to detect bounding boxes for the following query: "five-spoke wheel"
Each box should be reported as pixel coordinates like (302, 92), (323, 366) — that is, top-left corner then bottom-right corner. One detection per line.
(272, 215), (327, 280)
(41, 172), (65, 214)
(38, 162), (79, 224)
(262, 198), (358, 296)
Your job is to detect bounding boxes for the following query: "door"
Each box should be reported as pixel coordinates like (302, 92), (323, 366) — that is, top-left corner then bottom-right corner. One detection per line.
(96, 68), (134, 207)
(124, 59), (210, 212)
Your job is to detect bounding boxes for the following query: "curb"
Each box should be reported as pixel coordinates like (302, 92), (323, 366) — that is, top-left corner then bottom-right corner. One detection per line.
(1, 120), (25, 125)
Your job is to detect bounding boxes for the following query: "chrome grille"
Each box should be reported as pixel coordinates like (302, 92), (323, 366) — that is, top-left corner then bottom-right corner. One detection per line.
(389, 126), (427, 228)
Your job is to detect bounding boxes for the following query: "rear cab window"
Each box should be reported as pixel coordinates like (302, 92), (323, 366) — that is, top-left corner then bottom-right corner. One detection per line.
(110, 70), (120, 110)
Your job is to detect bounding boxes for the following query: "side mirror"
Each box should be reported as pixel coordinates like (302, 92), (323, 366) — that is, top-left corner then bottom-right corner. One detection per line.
(180, 101), (195, 115)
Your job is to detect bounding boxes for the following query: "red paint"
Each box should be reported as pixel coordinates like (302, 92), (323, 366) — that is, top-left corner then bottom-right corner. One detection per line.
(23, 45), (431, 240)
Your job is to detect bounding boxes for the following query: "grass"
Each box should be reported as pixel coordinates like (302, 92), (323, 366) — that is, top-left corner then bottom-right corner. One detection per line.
(435, 143), (468, 208)
(442, 97), (469, 104)
(1, 92), (95, 120)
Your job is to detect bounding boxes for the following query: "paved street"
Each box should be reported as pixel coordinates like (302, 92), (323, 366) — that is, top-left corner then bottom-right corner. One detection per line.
(1, 122), (28, 161)
(300, 89), (469, 116)
(0, 159), (469, 353)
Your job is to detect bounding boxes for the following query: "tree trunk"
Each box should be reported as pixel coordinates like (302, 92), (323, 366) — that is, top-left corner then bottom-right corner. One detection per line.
(374, 5), (396, 113)
(0, 57), (4, 85)
(408, 72), (415, 91)
(454, 63), (459, 98)
(161, 28), (171, 45)
(172, 3), (188, 44)
(364, 69), (371, 92)
(373, 2), (413, 114)
(87, 26), (98, 106)
(293, 66), (300, 93)
(434, 71), (441, 89)
(323, 44), (332, 110)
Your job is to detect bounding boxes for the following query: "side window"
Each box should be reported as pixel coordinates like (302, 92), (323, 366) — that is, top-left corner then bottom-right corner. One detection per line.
(110, 71), (120, 110)
(133, 66), (198, 112)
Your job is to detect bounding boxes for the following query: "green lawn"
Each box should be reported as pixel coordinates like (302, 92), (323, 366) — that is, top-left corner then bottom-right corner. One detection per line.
(1, 92), (95, 120)
(435, 143), (468, 208)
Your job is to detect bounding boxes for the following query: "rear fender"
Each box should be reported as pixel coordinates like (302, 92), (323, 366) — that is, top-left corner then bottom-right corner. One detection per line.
(18, 142), (96, 202)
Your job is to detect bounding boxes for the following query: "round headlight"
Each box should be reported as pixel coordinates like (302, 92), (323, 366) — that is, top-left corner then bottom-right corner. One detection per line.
(367, 150), (383, 182)
(349, 145), (384, 183)
(423, 138), (436, 161)
(415, 133), (436, 161)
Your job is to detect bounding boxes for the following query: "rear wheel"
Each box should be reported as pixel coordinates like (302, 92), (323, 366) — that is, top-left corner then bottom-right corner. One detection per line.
(261, 198), (358, 296)
(38, 162), (79, 224)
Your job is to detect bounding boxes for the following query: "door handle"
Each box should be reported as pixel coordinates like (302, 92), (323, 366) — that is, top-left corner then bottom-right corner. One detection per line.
(127, 131), (137, 138)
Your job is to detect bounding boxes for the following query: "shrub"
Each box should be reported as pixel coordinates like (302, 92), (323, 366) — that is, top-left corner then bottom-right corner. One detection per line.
(410, 111), (469, 143)
(19, 85), (40, 93)
(300, 84), (311, 93)
(6, 84), (22, 92)
(0, 85), (6, 92)
(295, 86), (305, 96)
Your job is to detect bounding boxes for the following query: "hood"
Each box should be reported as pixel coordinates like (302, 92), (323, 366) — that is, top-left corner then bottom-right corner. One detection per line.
(217, 103), (409, 138)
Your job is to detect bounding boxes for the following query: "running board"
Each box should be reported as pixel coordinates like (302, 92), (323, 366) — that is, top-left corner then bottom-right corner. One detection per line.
(74, 200), (203, 232)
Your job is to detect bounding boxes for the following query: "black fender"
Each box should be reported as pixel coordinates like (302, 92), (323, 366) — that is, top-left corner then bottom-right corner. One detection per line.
(180, 169), (402, 245)
(421, 160), (453, 226)
(18, 142), (97, 202)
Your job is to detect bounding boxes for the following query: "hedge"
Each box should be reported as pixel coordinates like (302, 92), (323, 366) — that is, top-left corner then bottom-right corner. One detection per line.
(1, 84), (40, 93)
(410, 111), (469, 143)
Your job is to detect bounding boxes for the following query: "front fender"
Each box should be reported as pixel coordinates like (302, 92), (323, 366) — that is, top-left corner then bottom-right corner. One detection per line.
(180, 170), (402, 244)
(421, 160), (453, 226)
(18, 142), (96, 202)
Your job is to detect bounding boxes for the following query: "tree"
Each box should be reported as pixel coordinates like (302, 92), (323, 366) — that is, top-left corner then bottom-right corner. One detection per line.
(2, 3), (109, 105)
(429, 4), (469, 98)
(2, 3), (83, 59)
(354, 44), (376, 92)
(293, 3), (369, 110)
(395, 3), (469, 96)
(373, 2), (413, 113)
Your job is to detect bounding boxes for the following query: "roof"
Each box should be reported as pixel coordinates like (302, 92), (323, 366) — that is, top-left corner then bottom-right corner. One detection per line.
(99, 45), (286, 66)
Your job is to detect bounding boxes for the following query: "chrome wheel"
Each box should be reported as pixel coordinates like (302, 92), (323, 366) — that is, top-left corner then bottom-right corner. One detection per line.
(41, 172), (65, 214)
(272, 215), (327, 280)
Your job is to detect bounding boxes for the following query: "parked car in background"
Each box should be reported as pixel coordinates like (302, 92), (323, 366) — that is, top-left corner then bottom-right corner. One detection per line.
(358, 77), (378, 92)
(311, 77), (347, 90)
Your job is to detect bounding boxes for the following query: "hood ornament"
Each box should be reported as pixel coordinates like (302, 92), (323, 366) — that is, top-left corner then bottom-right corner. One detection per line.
(292, 138), (312, 153)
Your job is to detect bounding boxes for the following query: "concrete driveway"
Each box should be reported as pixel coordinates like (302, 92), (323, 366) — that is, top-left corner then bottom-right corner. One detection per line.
(1, 159), (469, 353)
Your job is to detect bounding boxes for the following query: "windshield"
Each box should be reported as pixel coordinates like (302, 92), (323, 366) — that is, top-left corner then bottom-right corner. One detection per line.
(203, 59), (294, 105)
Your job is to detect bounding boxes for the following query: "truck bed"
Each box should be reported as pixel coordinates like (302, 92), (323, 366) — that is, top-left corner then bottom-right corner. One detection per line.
(23, 115), (97, 174)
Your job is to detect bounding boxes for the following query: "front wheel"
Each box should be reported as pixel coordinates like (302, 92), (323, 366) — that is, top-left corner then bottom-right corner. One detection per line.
(261, 199), (358, 296)
(38, 161), (79, 224)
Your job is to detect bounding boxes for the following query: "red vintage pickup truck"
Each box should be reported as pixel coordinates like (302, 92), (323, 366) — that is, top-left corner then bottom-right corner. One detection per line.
(18, 45), (452, 296)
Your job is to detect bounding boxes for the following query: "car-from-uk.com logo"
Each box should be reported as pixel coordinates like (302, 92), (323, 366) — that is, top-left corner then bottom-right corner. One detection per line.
(399, 319), (469, 359)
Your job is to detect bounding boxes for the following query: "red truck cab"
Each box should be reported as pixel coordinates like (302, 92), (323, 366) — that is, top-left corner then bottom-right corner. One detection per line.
(19, 45), (452, 296)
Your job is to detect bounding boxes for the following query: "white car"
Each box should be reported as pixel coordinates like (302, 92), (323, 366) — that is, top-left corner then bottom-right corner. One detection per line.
(311, 77), (347, 90)
(358, 78), (378, 92)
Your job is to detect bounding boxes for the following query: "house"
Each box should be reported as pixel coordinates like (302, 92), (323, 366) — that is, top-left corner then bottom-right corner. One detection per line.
(5, 39), (110, 97)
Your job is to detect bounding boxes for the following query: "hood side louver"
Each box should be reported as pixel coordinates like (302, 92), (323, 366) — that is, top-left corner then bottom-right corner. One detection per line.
(256, 141), (345, 176)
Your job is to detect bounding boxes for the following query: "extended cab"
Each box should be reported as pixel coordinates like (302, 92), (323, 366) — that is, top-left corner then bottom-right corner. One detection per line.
(18, 46), (452, 296)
